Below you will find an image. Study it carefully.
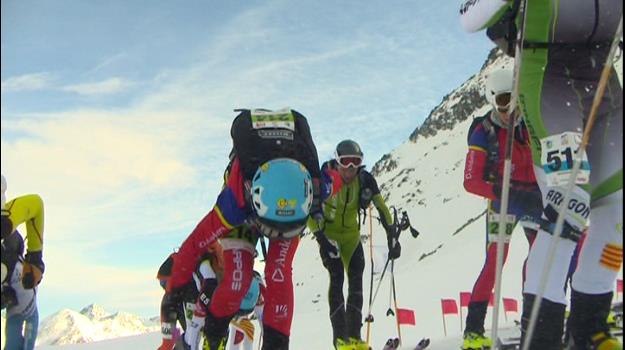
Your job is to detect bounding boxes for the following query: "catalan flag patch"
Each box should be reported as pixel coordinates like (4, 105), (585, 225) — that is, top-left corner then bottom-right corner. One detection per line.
(600, 243), (623, 272)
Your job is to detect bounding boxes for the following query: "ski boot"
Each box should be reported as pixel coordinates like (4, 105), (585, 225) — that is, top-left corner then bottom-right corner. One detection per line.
(349, 337), (371, 350)
(335, 338), (355, 350)
(590, 332), (623, 350)
(608, 309), (623, 333)
(202, 337), (225, 350)
(157, 339), (175, 350)
(462, 332), (492, 349)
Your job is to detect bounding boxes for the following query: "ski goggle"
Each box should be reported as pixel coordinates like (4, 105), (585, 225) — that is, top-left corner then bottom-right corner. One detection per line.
(495, 92), (512, 112)
(336, 155), (363, 169)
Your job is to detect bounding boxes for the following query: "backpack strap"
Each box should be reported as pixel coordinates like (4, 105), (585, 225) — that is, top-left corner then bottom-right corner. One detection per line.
(507, 0), (522, 54)
(357, 169), (378, 227)
(481, 117), (500, 182)
(259, 236), (268, 262)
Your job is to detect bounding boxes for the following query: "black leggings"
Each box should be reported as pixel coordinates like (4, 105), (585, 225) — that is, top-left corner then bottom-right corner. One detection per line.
(320, 242), (365, 343)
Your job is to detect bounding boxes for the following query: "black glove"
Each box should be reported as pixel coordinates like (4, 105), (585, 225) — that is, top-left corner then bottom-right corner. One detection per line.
(386, 225), (401, 260)
(23, 251), (45, 289)
(1, 286), (18, 309)
(314, 231), (340, 259)
(160, 290), (181, 323)
(388, 239), (401, 260)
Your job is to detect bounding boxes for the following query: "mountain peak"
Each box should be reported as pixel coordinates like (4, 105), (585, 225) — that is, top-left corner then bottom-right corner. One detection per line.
(37, 305), (158, 346)
(407, 47), (510, 144)
(79, 303), (110, 320)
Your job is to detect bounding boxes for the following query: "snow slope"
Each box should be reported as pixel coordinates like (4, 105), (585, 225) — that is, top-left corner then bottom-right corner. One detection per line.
(18, 48), (624, 350)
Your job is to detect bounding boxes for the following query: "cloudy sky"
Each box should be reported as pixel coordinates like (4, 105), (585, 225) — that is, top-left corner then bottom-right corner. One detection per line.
(1, 0), (493, 318)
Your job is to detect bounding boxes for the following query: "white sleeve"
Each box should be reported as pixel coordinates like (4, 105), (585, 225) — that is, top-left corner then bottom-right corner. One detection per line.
(459, 0), (511, 33)
(6, 263), (37, 318)
(198, 260), (216, 280)
(253, 304), (264, 323)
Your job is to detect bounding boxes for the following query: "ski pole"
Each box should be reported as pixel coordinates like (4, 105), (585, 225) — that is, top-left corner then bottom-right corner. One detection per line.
(490, 105), (517, 345)
(522, 16), (623, 350)
(387, 263), (394, 317)
(399, 210), (420, 238)
(368, 207), (401, 313)
(370, 256), (391, 310)
(366, 205), (375, 344)
(370, 209), (421, 240)
(391, 259), (402, 347)
(491, 0), (528, 344)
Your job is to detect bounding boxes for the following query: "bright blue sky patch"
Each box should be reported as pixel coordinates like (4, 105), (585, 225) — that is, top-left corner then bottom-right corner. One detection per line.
(1, 0), (493, 318)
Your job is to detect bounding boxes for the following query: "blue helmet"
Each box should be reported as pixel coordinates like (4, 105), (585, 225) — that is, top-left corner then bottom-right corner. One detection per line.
(250, 158), (313, 239)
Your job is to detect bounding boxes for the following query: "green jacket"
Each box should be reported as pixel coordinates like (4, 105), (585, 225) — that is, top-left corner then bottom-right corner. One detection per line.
(308, 165), (393, 266)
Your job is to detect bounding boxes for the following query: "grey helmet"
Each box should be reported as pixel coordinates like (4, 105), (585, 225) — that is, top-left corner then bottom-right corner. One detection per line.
(335, 140), (364, 168)
(335, 140), (363, 158)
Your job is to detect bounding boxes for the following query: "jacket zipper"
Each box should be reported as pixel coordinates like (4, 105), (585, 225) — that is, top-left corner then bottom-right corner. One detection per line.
(341, 186), (350, 228)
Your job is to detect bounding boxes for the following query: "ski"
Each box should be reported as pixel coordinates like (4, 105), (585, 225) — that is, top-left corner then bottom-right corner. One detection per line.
(414, 337), (431, 350)
(382, 337), (400, 350)
(381, 337), (430, 350)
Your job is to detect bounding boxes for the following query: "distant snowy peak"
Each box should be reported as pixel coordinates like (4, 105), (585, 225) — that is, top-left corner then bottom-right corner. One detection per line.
(80, 303), (110, 321)
(37, 309), (98, 345)
(36, 305), (159, 346)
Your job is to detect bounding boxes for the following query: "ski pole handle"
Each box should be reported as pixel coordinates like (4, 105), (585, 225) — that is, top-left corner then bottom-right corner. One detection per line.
(401, 210), (421, 238)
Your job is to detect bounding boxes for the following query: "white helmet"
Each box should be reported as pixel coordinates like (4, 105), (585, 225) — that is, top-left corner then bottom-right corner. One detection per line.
(1, 174), (6, 210)
(484, 67), (514, 109)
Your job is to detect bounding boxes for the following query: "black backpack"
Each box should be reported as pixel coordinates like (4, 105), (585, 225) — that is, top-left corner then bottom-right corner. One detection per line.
(230, 108), (321, 181)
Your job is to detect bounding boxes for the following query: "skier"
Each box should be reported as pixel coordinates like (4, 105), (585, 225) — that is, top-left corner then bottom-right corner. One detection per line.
(224, 270), (265, 350)
(157, 241), (224, 350)
(158, 237), (264, 350)
(1, 174), (46, 290)
(1, 231), (39, 350)
(1, 175), (43, 350)
(308, 140), (399, 350)
(167, 108), (322, 350)
(461, 1), (623, 349)
(181, 228), (263, 350)
(462, 67), (542, 349)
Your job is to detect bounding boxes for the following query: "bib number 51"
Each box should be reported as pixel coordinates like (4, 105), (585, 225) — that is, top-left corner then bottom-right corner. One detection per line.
(540, 132), (590, 186)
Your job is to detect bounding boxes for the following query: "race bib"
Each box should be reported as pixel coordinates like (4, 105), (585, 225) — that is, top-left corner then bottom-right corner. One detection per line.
(184, 302), (195, 321)
(488, 212), (517, 236)
(540, 132), (590, 186)
(251, 108), (295, 131)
